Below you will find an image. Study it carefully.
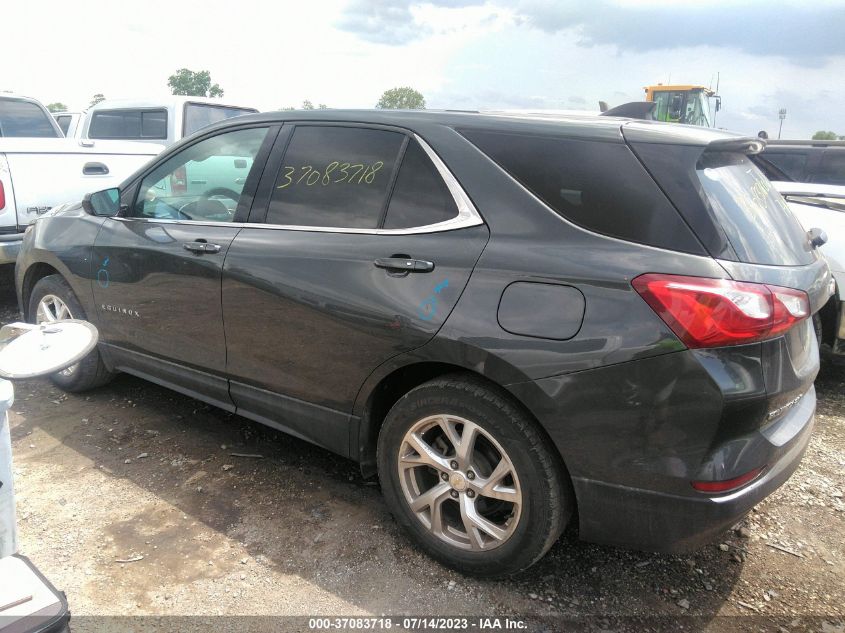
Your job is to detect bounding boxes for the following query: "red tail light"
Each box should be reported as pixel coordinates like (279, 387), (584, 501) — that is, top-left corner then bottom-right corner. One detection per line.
(0, 181), (5, 210)
(692, 466), (765, 493)
(632, 274), (809, 348)
(170, 166), (187, 196)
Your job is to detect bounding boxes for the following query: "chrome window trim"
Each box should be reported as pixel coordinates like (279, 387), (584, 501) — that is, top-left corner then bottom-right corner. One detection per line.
(119, 134), (483, 234)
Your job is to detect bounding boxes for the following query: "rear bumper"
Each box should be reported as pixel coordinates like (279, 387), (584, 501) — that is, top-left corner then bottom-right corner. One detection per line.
(0, 232), (23, 265)
(573, 385), (815, 552)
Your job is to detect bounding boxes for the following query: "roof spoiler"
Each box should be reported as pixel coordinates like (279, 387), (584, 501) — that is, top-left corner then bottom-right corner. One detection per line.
(705, 137), (766, 155)
(600, 101), (656, 120)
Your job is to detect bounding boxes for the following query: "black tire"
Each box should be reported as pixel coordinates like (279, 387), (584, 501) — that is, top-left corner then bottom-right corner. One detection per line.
(28, 275), (115, 392)
(377, 373), (573, 577)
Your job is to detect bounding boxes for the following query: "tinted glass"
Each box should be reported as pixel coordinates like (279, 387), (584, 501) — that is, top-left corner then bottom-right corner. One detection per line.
(133, 127), (268, 221)
(696, 153), (811, 266)
(0, 99), (59, 137)
(813, 151), (845, 185)
(763, 152), (808, 181)
(267, 126), (404, 228)
(184, 103), (257, 136)
(55, 115), (71, 135)
(460, 128), (702, 253)
(89, 109), (168, 139)
(383, 140), (457, 229)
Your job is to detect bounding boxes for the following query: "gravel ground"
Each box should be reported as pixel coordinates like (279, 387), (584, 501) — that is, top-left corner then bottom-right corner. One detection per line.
(2, 272), (843, 632)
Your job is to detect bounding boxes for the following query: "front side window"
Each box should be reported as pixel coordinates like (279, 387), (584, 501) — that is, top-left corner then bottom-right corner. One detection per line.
(0, 99), (59, 137)
(184, 103), (257, 137)
(133, 127), (268, 221)
(89, 109), (168, 139)
(266, 126), (405, 228)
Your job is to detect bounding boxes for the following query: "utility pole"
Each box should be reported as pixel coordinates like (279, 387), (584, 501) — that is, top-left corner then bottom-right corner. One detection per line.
(778, 108), (787, 139)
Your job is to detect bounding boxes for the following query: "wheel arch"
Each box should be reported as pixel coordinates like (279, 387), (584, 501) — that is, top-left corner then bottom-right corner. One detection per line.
(354, 356), (573, 504)
(21, 262), (63, 320)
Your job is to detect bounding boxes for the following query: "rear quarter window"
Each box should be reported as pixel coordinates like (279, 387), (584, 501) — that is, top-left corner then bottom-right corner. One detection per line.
(458, 128), (703, 254)
(762, 151), (809, 181)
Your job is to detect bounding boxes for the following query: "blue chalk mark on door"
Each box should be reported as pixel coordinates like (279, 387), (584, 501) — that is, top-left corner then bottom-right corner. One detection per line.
(97, 256), (110, 288)
(418, 278), (449, 321)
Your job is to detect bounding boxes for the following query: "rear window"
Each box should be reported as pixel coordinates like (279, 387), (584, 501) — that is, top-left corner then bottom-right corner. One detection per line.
(459, 129), (703, 253)
(0, 99), (59, 137)
(89, 109), (167, 139)
(696, 153), (812, 266)
(54, 114), (72, 135)
(183, 103), (256, 137)
(813, 151), (845, 185)
(762, 151), (809, 181)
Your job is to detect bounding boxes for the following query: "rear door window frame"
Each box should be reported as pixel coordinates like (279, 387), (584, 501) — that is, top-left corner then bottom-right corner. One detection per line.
(248, 121), (482, 234)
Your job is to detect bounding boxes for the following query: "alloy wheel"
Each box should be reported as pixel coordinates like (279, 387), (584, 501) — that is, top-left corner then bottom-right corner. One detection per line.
(35, 294), (77, 376)
(397, 414), (522, 551)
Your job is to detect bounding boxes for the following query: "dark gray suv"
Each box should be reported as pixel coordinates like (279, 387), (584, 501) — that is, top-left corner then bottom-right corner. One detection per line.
(15, 111), (831, 576)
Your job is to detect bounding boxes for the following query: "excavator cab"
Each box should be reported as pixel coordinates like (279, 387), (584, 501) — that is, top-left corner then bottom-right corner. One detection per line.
(644, 85), (720, 127)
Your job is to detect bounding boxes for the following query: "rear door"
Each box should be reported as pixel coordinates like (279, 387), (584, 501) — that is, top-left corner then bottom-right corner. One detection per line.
(91, 125), (275, 408)
(222, 123), (489, 455)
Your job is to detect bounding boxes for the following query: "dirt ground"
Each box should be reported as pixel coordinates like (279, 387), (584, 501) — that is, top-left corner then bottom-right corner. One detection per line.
(2, 274), (843, 633)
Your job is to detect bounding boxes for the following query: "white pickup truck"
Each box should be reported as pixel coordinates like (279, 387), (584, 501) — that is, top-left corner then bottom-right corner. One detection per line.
(0, 95), (163, 265)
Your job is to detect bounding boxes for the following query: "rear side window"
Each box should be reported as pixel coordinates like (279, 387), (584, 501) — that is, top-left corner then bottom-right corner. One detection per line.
(267, 126), (404, 228)
(55, 115), (72, 135)
(696, 153), (812, 266)
(184, 103), (256, 137)
(0, 99), (59, 137)
(813, 151), (845, 185)
(383, 140), (457, 229)
(763, 151), (809, 181)
(459, 129), (703, 253)
(89, 109), (168, 139)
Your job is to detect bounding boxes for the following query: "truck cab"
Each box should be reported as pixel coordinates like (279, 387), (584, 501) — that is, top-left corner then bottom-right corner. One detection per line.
(79, 97), (258, 147)
(644, 84), (720, 127)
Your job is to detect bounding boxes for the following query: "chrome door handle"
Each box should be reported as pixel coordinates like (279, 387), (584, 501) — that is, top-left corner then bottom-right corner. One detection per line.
(183, 241), (221, 253)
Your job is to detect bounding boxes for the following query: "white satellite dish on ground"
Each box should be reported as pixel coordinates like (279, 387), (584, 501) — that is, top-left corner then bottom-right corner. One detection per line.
(0, 321), (98, 379)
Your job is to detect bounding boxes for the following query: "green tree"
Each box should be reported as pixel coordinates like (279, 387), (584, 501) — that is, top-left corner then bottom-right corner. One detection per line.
(167, 69), (224, 98)
(812, 131), (839, 140)
(89, 93), (105, 108)
(301, 100), (315, 110)
(46, 102), (67, 113)
(376, 87), (425, 110)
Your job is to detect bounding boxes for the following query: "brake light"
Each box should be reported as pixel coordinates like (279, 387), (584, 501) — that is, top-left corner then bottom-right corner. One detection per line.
(0, 181), (5, 210)
(692, 466), (765, 493)
(632, 274), (809, 348)
(170, 166), (187, 196)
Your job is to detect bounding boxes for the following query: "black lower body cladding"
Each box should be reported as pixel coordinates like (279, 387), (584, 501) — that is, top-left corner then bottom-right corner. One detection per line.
(507, 343), (817, 552)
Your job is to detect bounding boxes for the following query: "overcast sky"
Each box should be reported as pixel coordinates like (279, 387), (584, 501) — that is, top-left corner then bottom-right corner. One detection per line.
(3, 0), (844, 138)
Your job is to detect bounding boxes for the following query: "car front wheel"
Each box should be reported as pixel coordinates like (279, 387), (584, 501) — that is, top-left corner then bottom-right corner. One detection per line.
(28, 274), (115, 392)
(377, 374), (572, 576)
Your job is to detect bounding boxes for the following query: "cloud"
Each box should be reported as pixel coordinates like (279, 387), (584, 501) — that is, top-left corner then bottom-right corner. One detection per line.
(513, 1), (845, 66)
(336, 0), (486, 44)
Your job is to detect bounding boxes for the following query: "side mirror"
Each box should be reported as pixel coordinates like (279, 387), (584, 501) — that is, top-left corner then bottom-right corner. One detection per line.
(808, 227), (828, 249)
(715, 97), (722, 112)
(82, 188), (121, 217)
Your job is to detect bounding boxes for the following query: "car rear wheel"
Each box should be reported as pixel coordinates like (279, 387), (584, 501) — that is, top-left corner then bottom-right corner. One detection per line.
(377, 374), (572, 576)
(28, 275), (115, 392)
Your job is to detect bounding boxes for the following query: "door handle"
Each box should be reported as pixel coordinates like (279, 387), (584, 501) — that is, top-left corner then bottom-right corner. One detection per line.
(183, 241), (222, 253)
(374, 257), (435, 273)
(83, 161), (109, 175)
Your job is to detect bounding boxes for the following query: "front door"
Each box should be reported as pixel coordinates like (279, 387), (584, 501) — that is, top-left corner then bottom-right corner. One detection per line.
(92, 125), (273, 407)
(222, 125), (489, 455)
